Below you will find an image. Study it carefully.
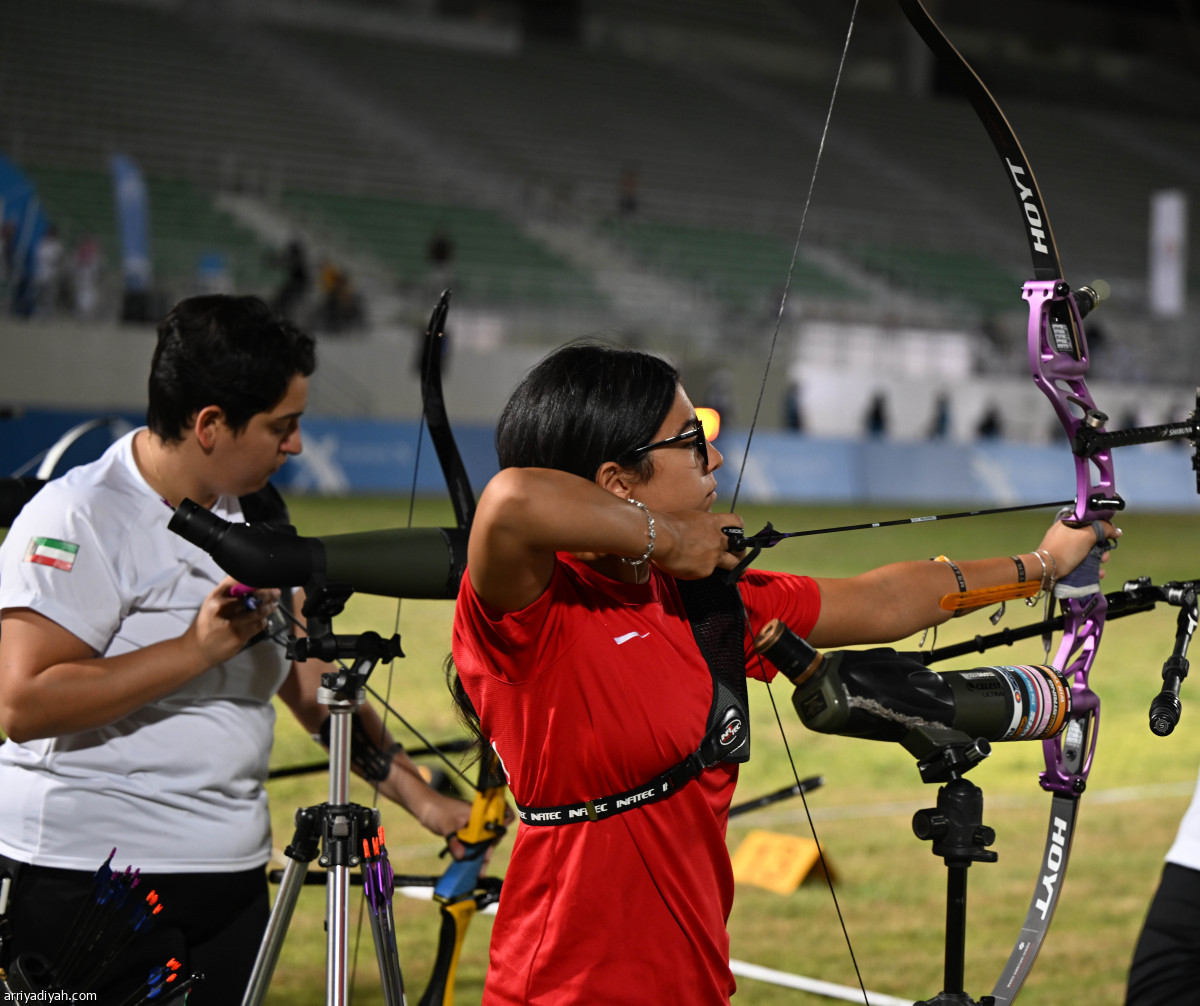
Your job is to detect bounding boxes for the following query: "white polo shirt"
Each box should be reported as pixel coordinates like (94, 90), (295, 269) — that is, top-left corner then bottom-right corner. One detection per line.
(1166, 777), (1200, 871)
(0, 430), (291, 872)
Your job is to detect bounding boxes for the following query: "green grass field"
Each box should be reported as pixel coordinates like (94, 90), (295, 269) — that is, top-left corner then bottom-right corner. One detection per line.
(2, 494), (1196, 1004)
(256, 495), (1200, 1006)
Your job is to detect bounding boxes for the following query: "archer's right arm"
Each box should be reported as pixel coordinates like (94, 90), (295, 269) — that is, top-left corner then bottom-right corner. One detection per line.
(466, 467), (735, 613)
(0, 578), (275, 742)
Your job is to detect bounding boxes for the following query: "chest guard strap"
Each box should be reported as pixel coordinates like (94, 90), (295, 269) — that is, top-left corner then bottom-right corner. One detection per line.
(515, 573), (751, 826)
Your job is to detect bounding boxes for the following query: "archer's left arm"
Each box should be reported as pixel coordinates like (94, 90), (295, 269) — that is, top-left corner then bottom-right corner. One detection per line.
(806, 518), (1120, 648)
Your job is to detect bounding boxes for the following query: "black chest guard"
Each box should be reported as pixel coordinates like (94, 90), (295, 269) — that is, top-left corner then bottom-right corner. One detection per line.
(514, 571), (751, 827)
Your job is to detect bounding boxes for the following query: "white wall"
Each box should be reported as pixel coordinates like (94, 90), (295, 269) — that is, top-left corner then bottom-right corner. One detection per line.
(1, 316), (1192, 447)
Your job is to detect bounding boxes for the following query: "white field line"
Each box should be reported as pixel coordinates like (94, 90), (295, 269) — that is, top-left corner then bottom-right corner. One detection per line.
(728, 779), (1196, 829)
(730, 958), (913, 1005)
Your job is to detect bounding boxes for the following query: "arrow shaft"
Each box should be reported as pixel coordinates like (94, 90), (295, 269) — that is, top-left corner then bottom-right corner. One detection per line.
(739, 499), (1074, 548)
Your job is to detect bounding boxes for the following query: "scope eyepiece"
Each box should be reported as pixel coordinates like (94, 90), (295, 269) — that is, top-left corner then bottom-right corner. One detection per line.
(168, 498), (230, 555)
(754, 618), (823, 685)
(168, 498), (319, 588)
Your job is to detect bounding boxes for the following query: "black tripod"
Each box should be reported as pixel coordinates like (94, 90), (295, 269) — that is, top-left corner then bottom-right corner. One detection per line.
(904, 726), (999, 1006)
(242, 583), (407, 1006)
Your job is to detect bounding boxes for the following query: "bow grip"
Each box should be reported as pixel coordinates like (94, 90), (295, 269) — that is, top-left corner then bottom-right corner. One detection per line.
(432, 840), (489, 902)
(1053, 520), (1113, 599)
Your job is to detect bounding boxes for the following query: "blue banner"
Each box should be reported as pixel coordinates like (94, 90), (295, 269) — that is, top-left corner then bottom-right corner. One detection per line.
(4, 410), (1199, 514)
(0, 154), (48, 316)
(110, 153), (152, 292)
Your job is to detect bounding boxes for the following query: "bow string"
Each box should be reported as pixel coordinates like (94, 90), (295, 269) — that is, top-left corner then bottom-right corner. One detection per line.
(722, 3), (876, 1002)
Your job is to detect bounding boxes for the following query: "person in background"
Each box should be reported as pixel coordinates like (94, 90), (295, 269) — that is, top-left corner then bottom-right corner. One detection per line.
(268, 238), (310, 322)
(32, 224), (64, 316)
(1126, 781), (1200, 1004)
(0, 294), (470, 1003)
(70, 235), (103, 319)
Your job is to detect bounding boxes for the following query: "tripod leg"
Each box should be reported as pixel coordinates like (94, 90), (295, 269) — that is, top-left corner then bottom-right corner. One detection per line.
(944, 863), (968, 995)
(327, 864), (351, 1006)
(242, 856), (310, 1006)
(242, 805), (323, 1006)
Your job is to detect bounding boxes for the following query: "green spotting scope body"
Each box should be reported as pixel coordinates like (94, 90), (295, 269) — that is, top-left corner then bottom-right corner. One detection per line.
(754, 618), (1070, 745)
(168, 498), (467, 600)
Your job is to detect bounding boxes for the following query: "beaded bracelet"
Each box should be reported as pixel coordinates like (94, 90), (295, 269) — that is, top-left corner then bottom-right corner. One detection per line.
(620, 498), (657, 566)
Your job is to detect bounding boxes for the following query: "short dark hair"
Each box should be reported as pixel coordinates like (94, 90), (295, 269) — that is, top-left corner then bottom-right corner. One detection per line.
(496, 341), (679, 481)
(147, 295), (316, 441)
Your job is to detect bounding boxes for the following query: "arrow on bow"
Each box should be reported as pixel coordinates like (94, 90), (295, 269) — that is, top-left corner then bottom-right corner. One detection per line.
(724, 499), (1075, 552)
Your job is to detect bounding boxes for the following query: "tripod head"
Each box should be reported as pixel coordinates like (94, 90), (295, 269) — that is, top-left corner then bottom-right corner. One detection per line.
(286, 575), (404, 693)
(903, 725), (992, 784)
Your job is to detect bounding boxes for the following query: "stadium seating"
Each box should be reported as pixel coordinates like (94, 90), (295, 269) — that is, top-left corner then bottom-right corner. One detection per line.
(1, 0), (1194, 358)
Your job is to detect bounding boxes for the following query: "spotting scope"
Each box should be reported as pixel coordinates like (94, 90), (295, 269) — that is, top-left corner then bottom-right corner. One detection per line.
(754, 618), (1070, 749)
(168, 498), (467, 600)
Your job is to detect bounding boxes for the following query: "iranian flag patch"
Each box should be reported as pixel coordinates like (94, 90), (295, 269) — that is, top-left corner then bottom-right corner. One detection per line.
(25, 536), (80, 571)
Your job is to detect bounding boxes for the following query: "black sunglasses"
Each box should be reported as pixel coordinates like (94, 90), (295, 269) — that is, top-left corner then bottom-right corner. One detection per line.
(622, 422), (709, 470)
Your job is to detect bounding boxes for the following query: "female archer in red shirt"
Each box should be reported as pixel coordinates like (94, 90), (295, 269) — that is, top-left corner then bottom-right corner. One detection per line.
(451, 341), (1116, 1006)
